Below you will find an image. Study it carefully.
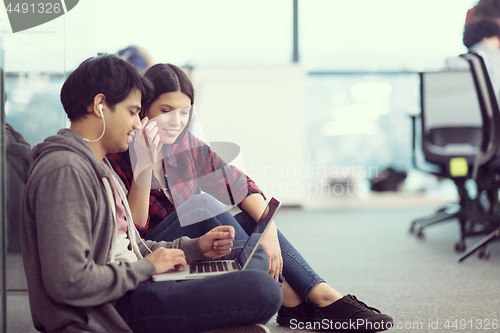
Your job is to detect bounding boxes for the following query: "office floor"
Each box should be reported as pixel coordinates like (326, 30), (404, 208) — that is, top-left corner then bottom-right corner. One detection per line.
(265, 206), (500, 333)
(7, 203), (500, 333)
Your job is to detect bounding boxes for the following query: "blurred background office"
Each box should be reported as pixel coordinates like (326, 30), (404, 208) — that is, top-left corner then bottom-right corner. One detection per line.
(1, 0), (475, 204)
(2, 1), (499, 332)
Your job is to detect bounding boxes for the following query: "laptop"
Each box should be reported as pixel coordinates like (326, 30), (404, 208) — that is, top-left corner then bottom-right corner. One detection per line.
(152, 197), (281, 281)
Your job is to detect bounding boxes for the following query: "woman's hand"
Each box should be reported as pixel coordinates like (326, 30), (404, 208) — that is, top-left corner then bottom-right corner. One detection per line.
(260, 221), (283, 282)
(128, 117), (160, 189)
(199, 226), (235, 259)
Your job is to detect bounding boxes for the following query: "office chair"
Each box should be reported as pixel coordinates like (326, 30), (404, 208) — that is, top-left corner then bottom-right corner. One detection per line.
(409, 70), (483, 252)
(457, 52), (500, 262)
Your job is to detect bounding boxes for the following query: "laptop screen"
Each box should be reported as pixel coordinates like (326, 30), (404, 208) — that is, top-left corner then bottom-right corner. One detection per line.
(235, 197), (281, 269)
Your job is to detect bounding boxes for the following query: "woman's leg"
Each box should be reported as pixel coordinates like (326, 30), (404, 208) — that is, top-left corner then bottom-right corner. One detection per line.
(145, 193), (249, 242)
(115, 270), (282, 333)
(231, 213), (392, 331)
(145, 192), (269, 271)
(234, 211), (341, 305)
(145, 194), (339, 305)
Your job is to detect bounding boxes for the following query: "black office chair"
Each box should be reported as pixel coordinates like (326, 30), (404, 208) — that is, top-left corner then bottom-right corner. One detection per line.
(457, 52), (500, 262)
(409, 70), (483, 252)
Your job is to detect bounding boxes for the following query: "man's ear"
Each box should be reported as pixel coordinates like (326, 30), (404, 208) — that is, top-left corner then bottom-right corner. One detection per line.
(89, 93), (106, 118)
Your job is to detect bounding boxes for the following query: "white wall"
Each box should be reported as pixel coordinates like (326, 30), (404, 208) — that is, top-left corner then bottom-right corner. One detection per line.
(191, 65), (307, 205)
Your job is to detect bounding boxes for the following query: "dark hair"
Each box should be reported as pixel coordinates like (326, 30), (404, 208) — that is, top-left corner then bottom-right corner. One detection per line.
(471, 0), (500, 20)
(142, 63), (194, 111)
(60, 54), (152, 122)
(142, 64), (194, 142)
(463, 18), (500, 48)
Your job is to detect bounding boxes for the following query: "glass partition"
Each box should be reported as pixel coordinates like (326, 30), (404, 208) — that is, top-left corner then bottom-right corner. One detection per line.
(299, 0), (474, 71)
(95, 0), (292, 67)
(1, 44), (6, 333)
(304, 72), (419, 199)
(306, 72), (419, 170)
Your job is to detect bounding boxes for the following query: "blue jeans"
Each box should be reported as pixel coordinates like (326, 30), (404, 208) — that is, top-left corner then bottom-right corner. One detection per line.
(146, 193), (325, 302)
(115, 270), (282, 332)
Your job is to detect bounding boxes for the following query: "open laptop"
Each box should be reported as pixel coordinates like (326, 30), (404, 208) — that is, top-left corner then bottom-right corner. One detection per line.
(153, 197), (281, 281)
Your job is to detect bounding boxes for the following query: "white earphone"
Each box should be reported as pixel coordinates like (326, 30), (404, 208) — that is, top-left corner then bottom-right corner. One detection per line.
(83, 103), (106, 142)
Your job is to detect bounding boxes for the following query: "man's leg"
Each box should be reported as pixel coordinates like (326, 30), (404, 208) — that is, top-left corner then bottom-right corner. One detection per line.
(115, 270), (282, 333)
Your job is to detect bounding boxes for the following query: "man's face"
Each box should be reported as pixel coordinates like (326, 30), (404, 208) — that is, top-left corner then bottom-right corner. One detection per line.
(103, 89), (142, 153)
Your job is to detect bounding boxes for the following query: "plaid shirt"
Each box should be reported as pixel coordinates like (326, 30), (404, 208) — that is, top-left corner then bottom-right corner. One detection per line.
(107, 132), (263, 236)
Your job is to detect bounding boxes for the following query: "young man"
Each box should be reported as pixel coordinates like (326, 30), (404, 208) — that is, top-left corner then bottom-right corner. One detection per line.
(21, 55), (281, 333)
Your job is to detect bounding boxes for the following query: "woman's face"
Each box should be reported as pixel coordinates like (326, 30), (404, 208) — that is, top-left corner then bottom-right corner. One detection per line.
(146, 91), (191, 144)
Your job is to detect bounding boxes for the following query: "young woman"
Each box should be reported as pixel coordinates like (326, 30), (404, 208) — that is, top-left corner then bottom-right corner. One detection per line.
(108, 63), (393, 332)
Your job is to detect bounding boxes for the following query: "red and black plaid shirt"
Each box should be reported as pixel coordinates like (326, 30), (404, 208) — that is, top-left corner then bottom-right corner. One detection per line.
(107, 132), (263, 236)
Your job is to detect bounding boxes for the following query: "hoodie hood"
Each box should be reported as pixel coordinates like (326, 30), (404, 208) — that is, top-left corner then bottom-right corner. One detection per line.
(32, 128), (106, 179)
(6, 130), (33, 181)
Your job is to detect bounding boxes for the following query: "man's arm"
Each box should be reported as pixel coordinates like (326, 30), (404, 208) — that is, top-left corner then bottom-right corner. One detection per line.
(137, 228), (235, 263)
(30, 164), (155, 307)
(139, 236), (207, 263)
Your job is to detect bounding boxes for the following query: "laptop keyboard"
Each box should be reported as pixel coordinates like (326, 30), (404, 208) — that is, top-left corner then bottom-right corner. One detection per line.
(190, 261), (237, 274)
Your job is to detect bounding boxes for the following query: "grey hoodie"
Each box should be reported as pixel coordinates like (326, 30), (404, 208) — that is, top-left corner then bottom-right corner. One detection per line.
(21, 128), (205, 332)
(6, 124), (32, 253)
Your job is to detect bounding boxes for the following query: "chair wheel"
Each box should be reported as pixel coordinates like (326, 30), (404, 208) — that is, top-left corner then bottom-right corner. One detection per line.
(454, 241), (466, 253)
(416, 229), (425, 240)
(409, 223), (416, 234)
(478, 247), (491, 259)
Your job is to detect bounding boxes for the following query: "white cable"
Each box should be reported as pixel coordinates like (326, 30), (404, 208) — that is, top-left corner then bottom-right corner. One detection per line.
(84, 112), (106, 142)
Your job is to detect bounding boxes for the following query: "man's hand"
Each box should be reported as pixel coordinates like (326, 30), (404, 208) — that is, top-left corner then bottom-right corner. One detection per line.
(145, 248), (186, 274)
(199, 226), (235, 259)
(260, 221), (283, 282)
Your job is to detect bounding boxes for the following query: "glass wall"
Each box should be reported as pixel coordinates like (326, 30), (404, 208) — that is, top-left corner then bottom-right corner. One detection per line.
(1, 45), (6, 333)
(299, 0), (473, 71)
(305, 72), (419, 198)
(95, 0), (293, 67)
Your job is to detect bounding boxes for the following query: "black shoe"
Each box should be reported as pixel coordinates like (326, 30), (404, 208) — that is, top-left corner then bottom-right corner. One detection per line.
(277, 295), (393, 332)
(276, 301), (316, 327)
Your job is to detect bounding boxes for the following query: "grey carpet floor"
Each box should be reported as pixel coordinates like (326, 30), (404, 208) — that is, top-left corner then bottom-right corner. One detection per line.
(6, 206), (500, 332)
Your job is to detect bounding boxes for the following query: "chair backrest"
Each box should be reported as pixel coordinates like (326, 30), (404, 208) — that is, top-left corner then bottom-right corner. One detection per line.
(419, 70), (483, 169)
(460, 52), (500, 178)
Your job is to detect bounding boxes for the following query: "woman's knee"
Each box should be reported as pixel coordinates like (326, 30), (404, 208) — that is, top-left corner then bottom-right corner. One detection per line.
(187, 193), (229, 217)
(244, 245), (270, 272)
(190, 193), (223, 209)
